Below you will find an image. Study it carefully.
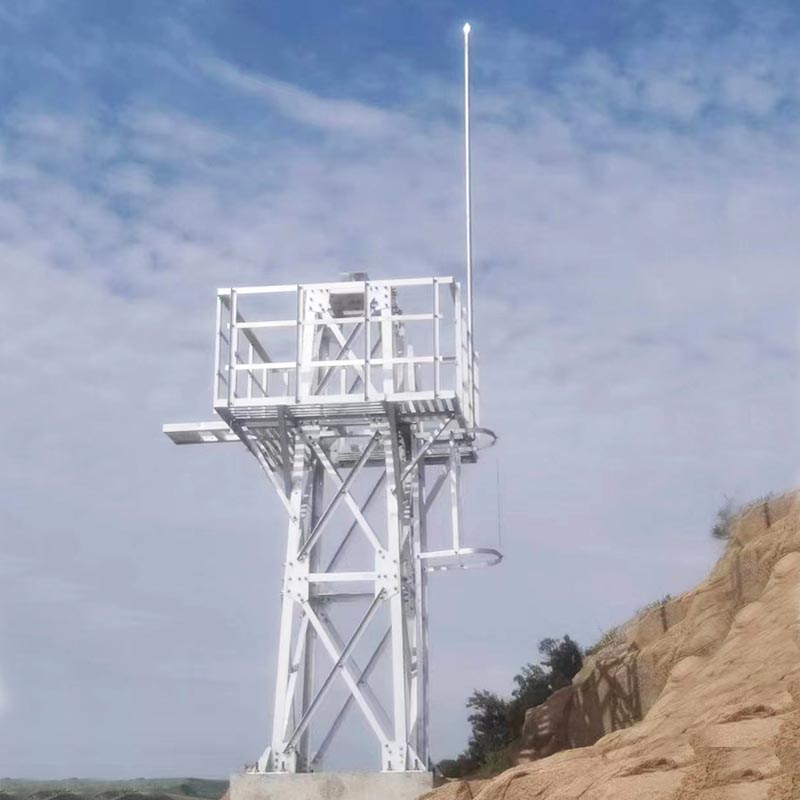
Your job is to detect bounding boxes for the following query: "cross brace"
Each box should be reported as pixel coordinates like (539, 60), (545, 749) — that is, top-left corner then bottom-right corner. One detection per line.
(241, 412), (450, 774)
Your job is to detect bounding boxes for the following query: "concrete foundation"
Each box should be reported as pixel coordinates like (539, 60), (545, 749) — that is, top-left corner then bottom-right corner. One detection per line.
(229, 771), (435, 800)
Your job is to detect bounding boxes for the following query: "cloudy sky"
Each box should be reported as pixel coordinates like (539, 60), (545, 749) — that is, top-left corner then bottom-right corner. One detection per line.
(2, 0), (800, 780)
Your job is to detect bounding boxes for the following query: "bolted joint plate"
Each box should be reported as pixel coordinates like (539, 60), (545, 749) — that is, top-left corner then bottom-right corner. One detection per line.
(374, 549), (401, 597)
(382, 742), (409, 772)
(282, 559), (309, 603)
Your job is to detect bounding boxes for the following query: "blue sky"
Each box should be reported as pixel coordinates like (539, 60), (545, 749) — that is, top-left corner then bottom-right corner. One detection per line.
(2, 0), (800, 781)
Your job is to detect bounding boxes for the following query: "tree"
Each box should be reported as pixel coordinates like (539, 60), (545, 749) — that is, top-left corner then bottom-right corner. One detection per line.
(507, 662), (550, 733)
(437, 633), (584, 777)
(538, 635), (583, 689)
(464, 690), (513, 765)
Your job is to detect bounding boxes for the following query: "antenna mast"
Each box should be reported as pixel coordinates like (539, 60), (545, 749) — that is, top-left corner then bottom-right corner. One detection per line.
(463, 22), (476, 422)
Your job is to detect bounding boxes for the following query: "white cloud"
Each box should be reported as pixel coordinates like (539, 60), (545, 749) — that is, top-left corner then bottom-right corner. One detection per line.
(722, 71), (782, 116)
(103, 163), (156, 198)
(7, 110), (92, 152)
(642, 76), (706, 120)
(122, 106), (235, 159)
(199, 56), (407, 137)
(2, 6), (800, 777)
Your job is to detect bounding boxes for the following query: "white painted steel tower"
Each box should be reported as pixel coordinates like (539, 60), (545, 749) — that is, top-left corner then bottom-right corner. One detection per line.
(163, 24), (499, 777)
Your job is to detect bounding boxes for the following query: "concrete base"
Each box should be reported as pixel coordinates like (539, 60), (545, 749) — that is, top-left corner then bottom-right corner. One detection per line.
(230, 771), (435, 800)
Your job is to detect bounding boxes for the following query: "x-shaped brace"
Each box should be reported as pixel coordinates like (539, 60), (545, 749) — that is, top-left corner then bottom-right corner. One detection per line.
(317, 312), (375, 395)
(298, 430), (383, 554)
(284, 593), (390, 751)
(297, 430), (382, 559)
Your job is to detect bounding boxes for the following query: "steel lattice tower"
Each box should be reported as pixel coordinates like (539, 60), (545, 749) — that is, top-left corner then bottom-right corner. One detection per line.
(163, 23), (499, 779)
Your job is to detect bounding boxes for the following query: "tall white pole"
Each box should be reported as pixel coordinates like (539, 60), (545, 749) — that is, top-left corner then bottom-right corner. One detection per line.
(463, 22), (476, 425)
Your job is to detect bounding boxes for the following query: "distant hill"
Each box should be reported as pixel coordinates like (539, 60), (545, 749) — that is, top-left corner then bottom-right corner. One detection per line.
(0, 778), (227, 800)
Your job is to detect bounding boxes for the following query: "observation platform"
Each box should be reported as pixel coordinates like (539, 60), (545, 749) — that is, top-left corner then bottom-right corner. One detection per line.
(212, 276), (476, 425)
(166, 275), (487, 466)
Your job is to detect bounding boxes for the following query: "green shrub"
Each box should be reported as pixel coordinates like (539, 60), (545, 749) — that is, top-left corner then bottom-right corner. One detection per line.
(443, 635), (585, 774)
(464, 690), (513, 764)
(539, 635), (583, 689)
(507, 663), (550, 733)
(711, 496), (736, 540)
(437, 755), (477, 779)
(476, 749), (514, 778)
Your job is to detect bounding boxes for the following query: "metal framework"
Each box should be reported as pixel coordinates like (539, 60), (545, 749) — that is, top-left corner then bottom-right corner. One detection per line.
(163, 20), (497, 779)
(164, 276), (500, 774)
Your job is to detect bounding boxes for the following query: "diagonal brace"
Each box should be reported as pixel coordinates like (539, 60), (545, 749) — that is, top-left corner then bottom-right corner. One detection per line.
(231, 421), (295, 519)
(310, 627), (392, 768)
(285, 592), (387, 750)
(281, 614), (310, 739)
(325, 472), (386, 572)
(319, 313), (369, 385)
(400, 413), (455, 484)
(314, 322), (364, 394)
(300, 431), (383, 553)
(297, 430), (381, 560)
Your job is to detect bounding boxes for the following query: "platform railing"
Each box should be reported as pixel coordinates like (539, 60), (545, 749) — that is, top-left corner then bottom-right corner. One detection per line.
(213, 278), (477, 424)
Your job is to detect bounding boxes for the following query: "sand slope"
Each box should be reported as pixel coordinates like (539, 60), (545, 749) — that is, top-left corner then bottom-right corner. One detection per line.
(425, 491), (800, 799)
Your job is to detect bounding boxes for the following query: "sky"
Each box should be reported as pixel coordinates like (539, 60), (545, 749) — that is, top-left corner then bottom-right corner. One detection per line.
(2, 0), (800, 780)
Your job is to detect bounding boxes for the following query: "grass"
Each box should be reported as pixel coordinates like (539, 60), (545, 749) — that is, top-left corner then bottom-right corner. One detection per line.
(475, 749), (514, 778)
(636, 594), (673, 615)
(711, 492), (777, 541)
(738, 492), (777, 516)
(585, 593), (675, 657)
(0, 779), (228, 800)
(584, 626), (622, 657)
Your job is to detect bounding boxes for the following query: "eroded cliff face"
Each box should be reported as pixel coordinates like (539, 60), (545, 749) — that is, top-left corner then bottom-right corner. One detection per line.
(425, 491), (800, 800)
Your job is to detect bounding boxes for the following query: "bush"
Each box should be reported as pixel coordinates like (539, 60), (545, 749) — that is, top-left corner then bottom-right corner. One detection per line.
(538, 635), (583, 689)
(439, 635), (584, 775)
(437, 755), (477, 779)
(464, 690), (513, 765)
(584, 626), (622, 656)
(711, 496), (737, 540)
(476, 749), (514, 778)
(507, 663), (550, 733)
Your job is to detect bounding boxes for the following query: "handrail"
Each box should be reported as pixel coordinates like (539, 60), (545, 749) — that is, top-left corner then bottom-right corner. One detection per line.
(214, 278), (475, 410)
(418, 547), (502, 573)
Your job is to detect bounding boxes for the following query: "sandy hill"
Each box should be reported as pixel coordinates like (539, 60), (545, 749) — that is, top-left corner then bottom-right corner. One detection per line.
(425, 490), (800, 800)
